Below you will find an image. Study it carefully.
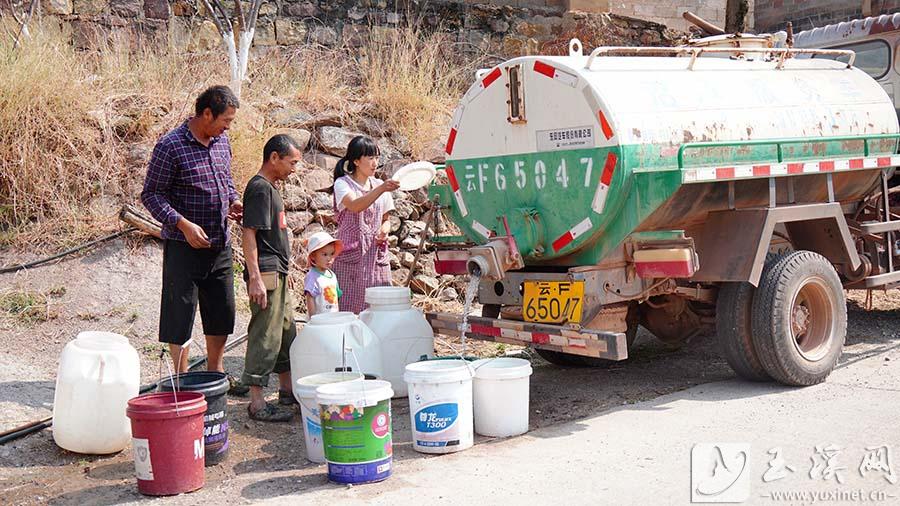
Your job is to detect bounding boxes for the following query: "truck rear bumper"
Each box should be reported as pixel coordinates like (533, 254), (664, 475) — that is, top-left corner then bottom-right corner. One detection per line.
(425, 312), (628, 360)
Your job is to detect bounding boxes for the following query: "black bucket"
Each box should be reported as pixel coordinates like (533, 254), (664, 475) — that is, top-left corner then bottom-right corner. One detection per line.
(158, 371), (230, 466)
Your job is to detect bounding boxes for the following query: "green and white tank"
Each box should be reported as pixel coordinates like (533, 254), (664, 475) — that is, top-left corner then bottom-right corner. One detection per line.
(430, 47), (899, 266)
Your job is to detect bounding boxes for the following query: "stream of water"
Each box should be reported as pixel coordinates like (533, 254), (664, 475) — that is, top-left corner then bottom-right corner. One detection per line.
(459, 273), (482, 357)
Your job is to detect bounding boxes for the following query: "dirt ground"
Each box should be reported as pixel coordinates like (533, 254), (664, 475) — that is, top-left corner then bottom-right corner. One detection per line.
(0, 238), (898, 505)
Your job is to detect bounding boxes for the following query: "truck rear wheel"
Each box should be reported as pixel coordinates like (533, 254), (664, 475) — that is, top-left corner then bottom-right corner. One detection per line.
(751, 251), (846, 386)
(716, 282), (770, 382)
(535, 304), (638, 368)
(715, 253), (783, 382)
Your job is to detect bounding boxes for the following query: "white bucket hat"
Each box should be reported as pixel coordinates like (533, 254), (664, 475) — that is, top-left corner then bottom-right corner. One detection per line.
(305, 231), (344, 266)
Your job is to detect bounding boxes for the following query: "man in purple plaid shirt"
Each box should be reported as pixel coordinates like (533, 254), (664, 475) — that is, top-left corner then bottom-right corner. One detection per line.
(141, 85), (243, 375)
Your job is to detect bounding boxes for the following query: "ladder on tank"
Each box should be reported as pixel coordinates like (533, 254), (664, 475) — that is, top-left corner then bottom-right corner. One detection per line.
(583, 46), (857, 71)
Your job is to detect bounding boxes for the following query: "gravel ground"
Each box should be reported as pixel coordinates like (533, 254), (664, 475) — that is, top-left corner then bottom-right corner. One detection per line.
(0, 239), (897, 504)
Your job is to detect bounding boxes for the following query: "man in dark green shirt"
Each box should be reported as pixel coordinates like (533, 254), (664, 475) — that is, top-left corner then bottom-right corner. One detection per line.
(241, 134), (302, 422)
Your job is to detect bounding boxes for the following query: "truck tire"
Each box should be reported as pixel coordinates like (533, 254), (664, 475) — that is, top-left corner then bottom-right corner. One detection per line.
(751, 251), (846, 386)
(535, 304), (638, 368)
(716, 282), (771, 382)
(715, 253), (783, 382)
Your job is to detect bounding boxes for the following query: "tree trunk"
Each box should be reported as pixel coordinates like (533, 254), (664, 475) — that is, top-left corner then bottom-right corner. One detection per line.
(201, 0), (260, 100)
(725, 0), (749, 34)
(238, 29), (254, 88)
(13, 0), (38, 49)
(222, 31), (241, 98)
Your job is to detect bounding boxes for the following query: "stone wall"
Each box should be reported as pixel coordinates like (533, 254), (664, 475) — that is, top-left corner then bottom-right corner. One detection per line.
(607, 0), (729, 32)
(754, 0), (900, 34)
(3, 0), (686, 55)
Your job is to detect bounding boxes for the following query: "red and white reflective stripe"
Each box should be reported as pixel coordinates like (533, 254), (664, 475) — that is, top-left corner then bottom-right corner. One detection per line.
(592, 151), (618, 214)
(482, 323), (561, 344)
(470, 324), (501, 338)
(463, 67), (503, 104)
(467, 325), (588, 348)
(871, 156), (896, 168)
(567, 338), (587, 349)
(552, 218), (592, 252)
(471, 220), (491, 239)
(549, 334), (567, 346)
(444, 105), (465, 156)
(533, 60), (578, 87)
(682, 155), (900, 183)
(459, 322), (602, 350)
(598, 110), (614, 140)
(445, 165), (468, 216)
(530, 332), (551, 345)
(445, 128), (457, 156)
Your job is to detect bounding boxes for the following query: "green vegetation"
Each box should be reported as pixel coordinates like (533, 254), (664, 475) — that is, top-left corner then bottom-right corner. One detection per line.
(0, 287), (64, 325)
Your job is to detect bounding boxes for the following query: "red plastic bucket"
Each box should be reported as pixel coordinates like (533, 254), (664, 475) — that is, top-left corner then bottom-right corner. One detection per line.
(126, 391), (207, 496)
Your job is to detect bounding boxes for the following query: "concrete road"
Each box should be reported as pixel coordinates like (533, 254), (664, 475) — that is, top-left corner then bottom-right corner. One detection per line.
(258, 339), (900, 506)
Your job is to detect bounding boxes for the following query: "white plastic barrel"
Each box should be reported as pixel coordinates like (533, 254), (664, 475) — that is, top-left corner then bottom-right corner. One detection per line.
(471, 358), (533, 437)
(290, 312), (384, 389)
(404, 360), (474, 454)
(294, 371), (364, 463)
(360, 287), (434, 397)
(52, 331), (140, 454)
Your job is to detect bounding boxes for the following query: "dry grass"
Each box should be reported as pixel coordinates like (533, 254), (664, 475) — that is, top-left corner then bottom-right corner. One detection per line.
(0, 23), (109, 244)
(0, 22), (474, 251)
(250, 46), (356, 114)
(0, 21), (227, 248)
(362, 27), (473, 157)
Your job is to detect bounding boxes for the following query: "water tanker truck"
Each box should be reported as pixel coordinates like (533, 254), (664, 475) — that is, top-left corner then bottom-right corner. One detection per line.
(425, 41), (900, 386)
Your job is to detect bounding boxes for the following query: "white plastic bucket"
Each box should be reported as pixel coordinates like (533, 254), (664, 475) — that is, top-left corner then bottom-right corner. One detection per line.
(294, 372), (364, 463)
(471, 358), (533, 437)
(316, 380), (395, 484)
(403, 359), (474, 454)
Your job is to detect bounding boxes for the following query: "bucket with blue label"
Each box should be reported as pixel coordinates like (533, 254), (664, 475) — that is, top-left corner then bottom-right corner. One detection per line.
(404, 359), (474, 454)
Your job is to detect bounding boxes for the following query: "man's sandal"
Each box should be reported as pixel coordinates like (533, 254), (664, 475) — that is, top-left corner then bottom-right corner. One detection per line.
(278, 389), (298, 406)
(227, 375), (249, 396)
(248, 403), (293, 422)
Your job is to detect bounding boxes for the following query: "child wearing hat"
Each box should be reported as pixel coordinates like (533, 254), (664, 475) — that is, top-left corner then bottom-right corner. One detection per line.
(304, 231), (343, 315)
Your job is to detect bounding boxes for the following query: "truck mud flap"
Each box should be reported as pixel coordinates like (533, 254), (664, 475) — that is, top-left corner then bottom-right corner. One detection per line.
(426, 312), (628, 360)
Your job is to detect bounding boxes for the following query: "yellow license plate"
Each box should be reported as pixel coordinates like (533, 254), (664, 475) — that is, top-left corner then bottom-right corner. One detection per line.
(523, 281), (584, 324)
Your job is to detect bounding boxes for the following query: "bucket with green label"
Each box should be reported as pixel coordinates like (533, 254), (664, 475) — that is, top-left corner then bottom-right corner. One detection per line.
(316, 379), (394, 484)
(294, 372), (364, 464)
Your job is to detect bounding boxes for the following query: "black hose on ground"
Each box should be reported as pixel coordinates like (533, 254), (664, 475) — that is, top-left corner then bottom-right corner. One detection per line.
(0, 228), (137, 274)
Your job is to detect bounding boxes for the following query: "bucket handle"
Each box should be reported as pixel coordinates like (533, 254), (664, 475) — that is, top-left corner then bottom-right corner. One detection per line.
(349, 320), (365, 343)
(95, 355), (106, 384)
